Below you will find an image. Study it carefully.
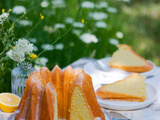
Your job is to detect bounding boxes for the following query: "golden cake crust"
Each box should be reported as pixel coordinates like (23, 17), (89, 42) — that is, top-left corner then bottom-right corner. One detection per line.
(40, 82), (57, 120)
(70, 75), (105, 120)
(51, 65), (63, 119)
(16, 65), (105, 120)
(62, 66), (75, 119)
(96, 90), (145, 102)
(109, 44), (154, 73)
(15, 71), (46, 120)
(40, 67), (52, 82)
(96, 73), (147, 102)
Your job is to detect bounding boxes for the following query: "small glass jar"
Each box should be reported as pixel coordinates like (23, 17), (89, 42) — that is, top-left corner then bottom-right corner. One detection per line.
(11, 63), (35, 97)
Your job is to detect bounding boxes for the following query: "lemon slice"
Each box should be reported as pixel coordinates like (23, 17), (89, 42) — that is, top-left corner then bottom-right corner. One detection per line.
(0, 93), (21, 113)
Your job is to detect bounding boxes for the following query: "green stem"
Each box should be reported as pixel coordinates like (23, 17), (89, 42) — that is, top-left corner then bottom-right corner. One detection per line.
(0, 56), (9, 64)
(25, 20), (42, 38)
(37, 27), (72, 58)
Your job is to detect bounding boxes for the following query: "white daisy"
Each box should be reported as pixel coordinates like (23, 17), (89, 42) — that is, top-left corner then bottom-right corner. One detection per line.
(44, 26), (55, 33)
(55, 43), (64, 50)
(65, 17), (73, 24)
(39, 57), (49, 66)
(96, 1), (108, 9)
(16, 38), (33, 54)
(89, 12), (108, 20)
(54, 23), (65, 29)
(52, 0), (66, 8)
(18, 20), (32, 26)
(35, 57), (49, 66)
(81, 1), (95, 9)
(95, 21), (107, 28)
(72, 29), (82, 36)
(41, 1), (49, 8)
(12, 6), (26, 14)
(107, 7), (117, 13)
(80, 33), (98, 44)
(29, 38), (37, 43)
(0, 13), (9, 24)
(116, 0), (130, 2)
(72, 22), (84, 28)
(109, 38), (119, 46)
(8, 47), (25, 63)
(116, 31), (123, 39)
(41, 44), (54, 51)
(8, 38), (33, 62)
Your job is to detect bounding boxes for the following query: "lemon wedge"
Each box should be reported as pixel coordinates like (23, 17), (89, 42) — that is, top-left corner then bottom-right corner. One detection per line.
(0, 93), (21, 113)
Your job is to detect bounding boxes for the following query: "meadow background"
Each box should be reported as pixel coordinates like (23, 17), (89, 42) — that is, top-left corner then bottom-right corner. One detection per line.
(0, 0), (160, 92)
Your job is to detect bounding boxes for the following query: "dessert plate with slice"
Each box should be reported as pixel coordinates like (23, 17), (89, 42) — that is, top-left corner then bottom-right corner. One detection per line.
(94, 44), (157, 77)
(94, 57), (157, 77)
(95, 83), (158, 110)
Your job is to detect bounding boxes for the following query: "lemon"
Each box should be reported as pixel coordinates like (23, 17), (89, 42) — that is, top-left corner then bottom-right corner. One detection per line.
(0, 93), (21, 113)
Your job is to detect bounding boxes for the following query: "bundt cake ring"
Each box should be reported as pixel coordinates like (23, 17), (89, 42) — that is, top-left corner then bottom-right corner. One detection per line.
(15, 65), (105, 120)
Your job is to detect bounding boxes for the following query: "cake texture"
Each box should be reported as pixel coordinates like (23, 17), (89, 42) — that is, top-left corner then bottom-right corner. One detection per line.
(109, 44), (153, 72)
(70, 74), (105, 120)
(15, 66), (105, 120)
(96, 73), (147, 102)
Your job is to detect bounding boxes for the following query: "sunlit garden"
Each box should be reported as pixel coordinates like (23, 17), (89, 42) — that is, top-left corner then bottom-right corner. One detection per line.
(1, 0), (160, 92)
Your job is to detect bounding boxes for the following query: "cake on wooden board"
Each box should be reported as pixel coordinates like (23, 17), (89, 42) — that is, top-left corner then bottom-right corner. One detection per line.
(109, 44), (153, 73)
(96, 73), (147, 102)
(15, 66), (105, 120)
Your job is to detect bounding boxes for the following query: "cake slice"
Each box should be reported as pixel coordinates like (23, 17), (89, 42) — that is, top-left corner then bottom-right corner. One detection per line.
(69, 74), (105, 120)
(96, 73), (147, 102)
(109, 44), (153, 72)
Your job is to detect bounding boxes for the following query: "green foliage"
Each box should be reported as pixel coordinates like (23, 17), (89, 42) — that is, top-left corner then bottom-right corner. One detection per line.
(0, 0), (160, 92)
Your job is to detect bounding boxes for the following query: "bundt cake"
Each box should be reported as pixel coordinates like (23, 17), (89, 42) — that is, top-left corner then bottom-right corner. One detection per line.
(70, 74), (105, 120)
(96, 73), (147, 102)
(109, 44), (153, 72)
(15, 66), (105, 120)
(51, 65), (63, 119)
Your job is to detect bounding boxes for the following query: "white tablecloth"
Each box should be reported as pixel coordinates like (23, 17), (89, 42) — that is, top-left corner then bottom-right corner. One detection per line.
(70, 57), (160, 120)
(1, 57), (160, 120)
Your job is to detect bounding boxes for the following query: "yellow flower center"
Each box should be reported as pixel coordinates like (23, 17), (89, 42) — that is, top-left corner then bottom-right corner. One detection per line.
(11, 46), (16, 50)
(2, 9), (5, 13)
(29, 54), (37, 59)
(81, 19), (85, 23)
(40, 13), (44, 20)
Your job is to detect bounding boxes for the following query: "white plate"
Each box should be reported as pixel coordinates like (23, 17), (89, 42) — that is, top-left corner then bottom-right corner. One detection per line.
(94, 57), (156, 76)
(95, 83), (158, 110)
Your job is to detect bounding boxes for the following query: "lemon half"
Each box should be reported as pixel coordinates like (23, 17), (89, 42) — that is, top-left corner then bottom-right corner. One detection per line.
(0, 93), (21, 113)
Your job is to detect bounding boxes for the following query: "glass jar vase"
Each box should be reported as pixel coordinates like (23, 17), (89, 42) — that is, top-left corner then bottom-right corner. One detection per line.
(11, 63), (35, 97)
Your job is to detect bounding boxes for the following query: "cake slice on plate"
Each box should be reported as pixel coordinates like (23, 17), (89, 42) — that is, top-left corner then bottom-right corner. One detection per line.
(96, 73), (147, 102)
(109, 44), (153, 72)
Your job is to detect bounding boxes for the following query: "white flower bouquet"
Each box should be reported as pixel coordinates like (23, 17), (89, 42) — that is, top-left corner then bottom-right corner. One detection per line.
(0, 9), (44, 66)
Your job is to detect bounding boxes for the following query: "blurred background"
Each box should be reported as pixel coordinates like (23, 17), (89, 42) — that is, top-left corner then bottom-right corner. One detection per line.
(0, 0), (160, 92)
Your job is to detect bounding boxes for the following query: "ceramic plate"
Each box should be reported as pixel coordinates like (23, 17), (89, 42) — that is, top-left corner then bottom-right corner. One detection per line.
(94, 57), (156, 76)
(95, 83), (158, 110)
